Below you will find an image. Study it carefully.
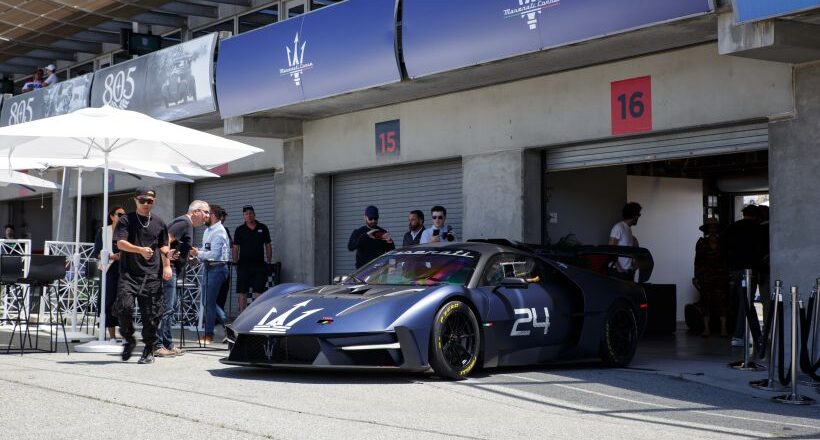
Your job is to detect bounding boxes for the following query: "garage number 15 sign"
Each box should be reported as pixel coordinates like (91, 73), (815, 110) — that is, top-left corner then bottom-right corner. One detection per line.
(375, 119), (400, 157)
(611, 75), (652, 135)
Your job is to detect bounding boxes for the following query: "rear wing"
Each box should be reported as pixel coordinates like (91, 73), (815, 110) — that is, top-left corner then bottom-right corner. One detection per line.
(467, 239), (654, 283)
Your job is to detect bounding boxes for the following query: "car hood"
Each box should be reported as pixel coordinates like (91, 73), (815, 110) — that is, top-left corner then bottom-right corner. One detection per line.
(232, 284), (438, 335)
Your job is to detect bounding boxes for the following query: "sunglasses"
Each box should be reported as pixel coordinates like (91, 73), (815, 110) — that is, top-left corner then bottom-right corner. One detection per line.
(136, 197), (155, 205)
(432, 215), (445, 220)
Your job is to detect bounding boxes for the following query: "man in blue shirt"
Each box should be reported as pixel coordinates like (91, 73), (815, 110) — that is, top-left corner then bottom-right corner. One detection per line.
(199, 204), (231, 344)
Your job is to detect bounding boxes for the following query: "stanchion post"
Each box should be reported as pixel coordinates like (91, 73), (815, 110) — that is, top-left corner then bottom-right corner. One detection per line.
(730, 268), (765, 371)
(750, 280), (787, 391)
(773, 286), (815, 405)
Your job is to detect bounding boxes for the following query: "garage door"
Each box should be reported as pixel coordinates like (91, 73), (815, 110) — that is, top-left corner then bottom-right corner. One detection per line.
(546, 122), (769, 171)
(333, 160), (463, 277)
(193, 172), (275, 317)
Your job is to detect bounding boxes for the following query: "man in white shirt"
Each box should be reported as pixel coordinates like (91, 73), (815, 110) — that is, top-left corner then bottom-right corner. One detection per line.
(43, 64), (59, 87)
(420, 205), (457, 244)
(200, 204), (230, 344)
(608, 202), (642, 280)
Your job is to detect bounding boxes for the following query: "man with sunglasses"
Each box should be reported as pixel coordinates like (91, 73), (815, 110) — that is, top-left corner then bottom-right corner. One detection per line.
(155, 199), (210, 356)
(420, 205), (457, 244)
(113, 187), (172, 364)
(347, 205), (395, 269)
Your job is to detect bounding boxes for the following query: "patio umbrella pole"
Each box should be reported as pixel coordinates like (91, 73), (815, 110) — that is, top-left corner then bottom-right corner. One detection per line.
(69, 168), (82, 333)
(99, 154), (109, 341)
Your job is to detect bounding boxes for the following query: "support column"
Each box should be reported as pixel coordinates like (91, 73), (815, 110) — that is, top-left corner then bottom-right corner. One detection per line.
(769, 62), (820, 298)
(462, 150), (541, 243)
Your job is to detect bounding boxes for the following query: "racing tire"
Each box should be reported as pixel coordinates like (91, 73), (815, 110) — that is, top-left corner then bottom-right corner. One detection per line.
(429, 301), (480, 380)
(599, 303), (638, 367)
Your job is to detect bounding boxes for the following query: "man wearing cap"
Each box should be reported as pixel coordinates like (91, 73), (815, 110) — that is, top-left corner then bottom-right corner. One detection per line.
(232, 205), (272, 313)
(43, 64), (58, 87)
(113, 187), (171, 364)
(347, 205), (395, 269)
(154, 199), (209, 355)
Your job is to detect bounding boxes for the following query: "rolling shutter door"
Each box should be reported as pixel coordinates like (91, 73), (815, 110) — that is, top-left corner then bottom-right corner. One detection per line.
(546, 122), (769, 171)
(333, 160), (463, 277)
(193, 172), (275, 317)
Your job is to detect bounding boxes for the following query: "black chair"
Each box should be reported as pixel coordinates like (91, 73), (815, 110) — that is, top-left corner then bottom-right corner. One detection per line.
(6, 255), (69, 354)
(1, 255), (26, 352)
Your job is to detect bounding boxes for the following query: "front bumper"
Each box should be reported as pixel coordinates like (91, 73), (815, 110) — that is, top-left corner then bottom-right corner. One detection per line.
(221, 326), (427, 371)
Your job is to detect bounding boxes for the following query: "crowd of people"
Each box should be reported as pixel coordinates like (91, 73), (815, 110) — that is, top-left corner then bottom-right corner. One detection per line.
(694, 204), (770, 346)
(347, 204), (457, 269)
(21, 64), (58, 93)
(92, 187), (271, 364)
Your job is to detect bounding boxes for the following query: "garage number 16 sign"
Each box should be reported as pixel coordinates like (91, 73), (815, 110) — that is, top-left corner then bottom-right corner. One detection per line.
(375, 119), (400, 157)
(611, 75), (652, 135)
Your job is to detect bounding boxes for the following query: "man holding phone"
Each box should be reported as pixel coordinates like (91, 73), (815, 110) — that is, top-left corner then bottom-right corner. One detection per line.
(347, 205), (395, 269)
(420, 205), (457, 244)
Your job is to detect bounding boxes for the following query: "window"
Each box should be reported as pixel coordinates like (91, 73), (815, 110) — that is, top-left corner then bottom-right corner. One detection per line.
(310, 0), (345, 10)
(285, 0), (306, 18)
(162, 31), (182, 48)
(239, 6), (279, 33)
(193, 19), (235, 39)
(481, 254), (546, 286)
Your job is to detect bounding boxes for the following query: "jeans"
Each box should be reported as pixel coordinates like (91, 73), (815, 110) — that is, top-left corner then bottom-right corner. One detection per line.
(156, 270), (177, 349)
(204, 264), (228, 337)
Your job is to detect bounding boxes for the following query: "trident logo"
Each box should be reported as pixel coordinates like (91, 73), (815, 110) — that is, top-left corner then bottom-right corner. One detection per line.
(280, 33), (313, 86)
(519, 0), (540, 30)
(251, 300), (323, 334)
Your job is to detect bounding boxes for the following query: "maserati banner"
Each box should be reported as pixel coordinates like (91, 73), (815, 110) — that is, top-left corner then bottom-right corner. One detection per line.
(0, 73), (92, 127)
(732, 0), (819, 24)
(403, 0), (713, 78)
(216, 0), (400, 119)
(90, 33), (217, 121)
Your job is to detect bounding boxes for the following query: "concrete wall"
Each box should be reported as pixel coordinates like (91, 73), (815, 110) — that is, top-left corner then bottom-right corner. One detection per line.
(545, 166), (627, 246)
(628, 175), (703, 320)
(463, 150), (526, 241)
(302, 44), (792, 176)
(769, 61), (820, 298)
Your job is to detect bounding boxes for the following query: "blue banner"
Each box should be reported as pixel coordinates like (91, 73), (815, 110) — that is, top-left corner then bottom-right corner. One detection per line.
(216, 0), (400, 119)
(0, 73), (92, 127)
(403, 0), (713, 78)
(733, 0), (819, 23)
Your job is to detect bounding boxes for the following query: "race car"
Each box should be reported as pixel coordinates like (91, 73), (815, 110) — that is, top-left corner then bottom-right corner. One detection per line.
(222, 241), (649, 379)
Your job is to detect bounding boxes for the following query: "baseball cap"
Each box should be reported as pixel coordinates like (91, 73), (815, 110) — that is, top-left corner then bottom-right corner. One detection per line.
(242, 204), (254, 213)
(45, 64), (56, 72)
(365, 205), (379, 220)
(134, 186), (156, 198)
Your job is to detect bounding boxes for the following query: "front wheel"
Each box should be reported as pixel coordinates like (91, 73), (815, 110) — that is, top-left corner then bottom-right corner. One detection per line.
(599, 303), (638, 367)
(429, 301), (480, 380)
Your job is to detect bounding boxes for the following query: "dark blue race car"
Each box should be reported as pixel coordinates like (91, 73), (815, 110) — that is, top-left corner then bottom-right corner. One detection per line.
(222, 241), (650, 380)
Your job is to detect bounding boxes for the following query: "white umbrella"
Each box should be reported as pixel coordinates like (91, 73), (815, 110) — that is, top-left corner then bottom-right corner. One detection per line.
(0, 105), (263, 352)
(0, 168), (60, 190)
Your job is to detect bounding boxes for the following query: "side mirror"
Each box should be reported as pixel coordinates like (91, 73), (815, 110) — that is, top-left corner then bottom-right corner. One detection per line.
(496, 277), (529, 290)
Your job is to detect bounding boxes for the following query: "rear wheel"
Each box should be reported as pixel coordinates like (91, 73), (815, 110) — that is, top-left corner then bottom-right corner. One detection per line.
(429, 301), (480, 380)
(599, 303), (638, 367)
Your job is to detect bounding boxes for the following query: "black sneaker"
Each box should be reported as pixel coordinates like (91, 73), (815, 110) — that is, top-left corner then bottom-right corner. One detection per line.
(122, 338), (136, 361)
(137, 346), (155, 364)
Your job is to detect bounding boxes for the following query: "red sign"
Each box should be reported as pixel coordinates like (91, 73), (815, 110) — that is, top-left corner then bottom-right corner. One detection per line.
(611, 75), (651, 135)
(375, 119), (400, 157)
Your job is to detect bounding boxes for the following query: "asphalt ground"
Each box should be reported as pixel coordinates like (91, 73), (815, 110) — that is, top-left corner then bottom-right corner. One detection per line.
(0, 338), (817, 440)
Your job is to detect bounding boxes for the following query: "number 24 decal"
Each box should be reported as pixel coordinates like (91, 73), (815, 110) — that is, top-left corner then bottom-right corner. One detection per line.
(511, 307), (550, 336)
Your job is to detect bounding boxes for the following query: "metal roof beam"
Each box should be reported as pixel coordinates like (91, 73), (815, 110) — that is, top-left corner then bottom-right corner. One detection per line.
(131, 12), (187, 28)
(70, 30), (121, 44)
(192, 0), (251, 6)
(0, 62), (37, 75)
(159, 2), (218, 18)
(49, 39), (102, 54)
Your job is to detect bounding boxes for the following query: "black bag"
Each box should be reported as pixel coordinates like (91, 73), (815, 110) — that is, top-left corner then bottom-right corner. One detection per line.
(684, 302), (705, 332)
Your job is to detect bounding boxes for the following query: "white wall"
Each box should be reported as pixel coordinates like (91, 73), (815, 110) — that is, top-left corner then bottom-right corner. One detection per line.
(628, 175), (703, 320)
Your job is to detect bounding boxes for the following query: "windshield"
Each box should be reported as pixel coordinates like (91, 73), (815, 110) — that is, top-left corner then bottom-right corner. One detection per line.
(344, 249), (480, 286)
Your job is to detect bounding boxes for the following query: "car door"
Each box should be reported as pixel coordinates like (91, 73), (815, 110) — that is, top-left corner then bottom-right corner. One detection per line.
(479, 253), (553, 356)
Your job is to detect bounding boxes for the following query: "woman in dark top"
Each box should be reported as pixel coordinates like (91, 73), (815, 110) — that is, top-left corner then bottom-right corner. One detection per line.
(94, 205), (126, 340)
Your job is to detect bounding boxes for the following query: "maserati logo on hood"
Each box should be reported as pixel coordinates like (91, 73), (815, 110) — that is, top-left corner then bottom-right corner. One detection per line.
(502, 0), (561, 30)
(279, 32), (314, 86)
(251, 299), (323, 334)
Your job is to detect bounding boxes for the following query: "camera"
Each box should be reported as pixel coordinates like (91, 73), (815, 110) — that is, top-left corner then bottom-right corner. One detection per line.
(371, 229), (385, 240)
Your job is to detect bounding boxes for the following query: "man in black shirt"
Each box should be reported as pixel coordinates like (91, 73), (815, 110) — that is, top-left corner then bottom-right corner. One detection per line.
(348, 205), (395, 269)
(722, 204), (763, 346)
(154, 199), (209, 356)
(402, 210), (425, 247)
(232, 205), (272, 313)
(113, 187), (172, 364)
